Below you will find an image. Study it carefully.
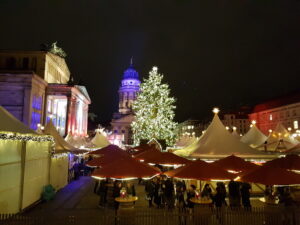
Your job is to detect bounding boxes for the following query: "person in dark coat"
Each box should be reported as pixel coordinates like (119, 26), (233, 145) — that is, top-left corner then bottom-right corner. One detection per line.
(97, 180), (108, 207)
(154, 179), (163, 208)
(164, 179), (175, 209)
(201, 184), (213, 199)
(214, 182), (227, 208)
(113, 181), (122, 211)
(187, 184), (196, 210)
(145, 179), (156, 207)
(240, 182), (251, 209)
(228, 180), (241, 207)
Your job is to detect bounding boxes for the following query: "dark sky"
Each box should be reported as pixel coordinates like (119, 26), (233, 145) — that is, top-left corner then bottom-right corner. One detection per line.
(1, 0), (300, 124)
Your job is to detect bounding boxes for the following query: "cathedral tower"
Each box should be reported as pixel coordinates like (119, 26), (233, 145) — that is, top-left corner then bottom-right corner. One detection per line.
(111, 59), (141, 145)
(118, 59), (140, 114)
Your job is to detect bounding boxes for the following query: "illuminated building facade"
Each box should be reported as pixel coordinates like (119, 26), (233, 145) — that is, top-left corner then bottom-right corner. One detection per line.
(111, 61), (140, 145)
(249, 92), (300, 135)
(0, 50), (90, 136)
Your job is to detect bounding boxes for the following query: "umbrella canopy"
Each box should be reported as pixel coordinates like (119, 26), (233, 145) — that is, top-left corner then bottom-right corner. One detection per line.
(212, 155), (259, 173)
(134, 148), (162, 160)
(164, 160), (235, 181)
(91, 157), (161, 179)
(129, 144), (157, 155)
(239, 164), (300, 185)
(264, 154), (300, 171)
(143, 152), (189, 166)
(89, 144), (128, 157)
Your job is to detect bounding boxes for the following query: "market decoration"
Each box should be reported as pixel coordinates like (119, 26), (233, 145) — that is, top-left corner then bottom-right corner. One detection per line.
(132, 66), (177, 146)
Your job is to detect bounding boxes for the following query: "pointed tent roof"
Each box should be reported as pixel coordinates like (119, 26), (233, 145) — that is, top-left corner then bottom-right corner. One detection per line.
(231, 130), (241, 139)
(186, 112), (273, 159)
(0, 106), (36, 134)
(257, 123), (299, 152)
(91, 131), (110, 148)
(175, 135), (197, 148)
(240, 124), (268, 148)
(43, 120), (75, 152)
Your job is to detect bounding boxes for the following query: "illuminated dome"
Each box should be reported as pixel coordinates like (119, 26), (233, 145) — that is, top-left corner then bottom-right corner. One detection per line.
(123, 64), (139, 79)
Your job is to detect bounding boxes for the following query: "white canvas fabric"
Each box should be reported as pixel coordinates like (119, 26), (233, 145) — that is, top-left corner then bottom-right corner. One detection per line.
(91, 131), (110, 148)
(43, 120), (75, 152)
(231, 130), (241, 139)
(257, 123), (299, 152)
(240, 125), (268, 148)
(0, 106), (35, 134)
(179, 113), (273, 159)
(175, 135), (196, 148)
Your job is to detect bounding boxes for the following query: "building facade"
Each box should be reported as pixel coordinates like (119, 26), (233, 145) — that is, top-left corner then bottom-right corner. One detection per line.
(249, 92), (300, 135)
(111, 61), (140, 145)
(0, 50), (90, 136)
(177, 119), (204, 138)
(221, 113), (250, 135)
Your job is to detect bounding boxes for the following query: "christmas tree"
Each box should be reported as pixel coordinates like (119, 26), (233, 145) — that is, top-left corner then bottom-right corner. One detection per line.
(132, 66), (178, 146)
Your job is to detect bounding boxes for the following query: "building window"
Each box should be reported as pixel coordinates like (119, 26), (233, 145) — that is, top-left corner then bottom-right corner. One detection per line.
(294, 121), (299, 129)
(114, 130), (118, 134)
(121, 130), (125, 133)
(6, 57), (16, 69)
(269, 115), (273, 121)
(286, 111), (290, 117)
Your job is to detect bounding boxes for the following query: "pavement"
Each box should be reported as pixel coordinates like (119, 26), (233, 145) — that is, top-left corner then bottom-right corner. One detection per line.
(25, 175), (267, 216)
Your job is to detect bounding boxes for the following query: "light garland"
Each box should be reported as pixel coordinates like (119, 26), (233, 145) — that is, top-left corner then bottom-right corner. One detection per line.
(0, 131), (55, 154)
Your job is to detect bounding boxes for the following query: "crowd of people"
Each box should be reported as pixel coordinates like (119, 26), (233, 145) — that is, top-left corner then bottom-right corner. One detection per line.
(144, 177), (253, 210)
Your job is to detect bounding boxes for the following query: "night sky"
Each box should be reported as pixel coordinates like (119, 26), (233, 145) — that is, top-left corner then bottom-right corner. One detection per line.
(1, 0), (300, 124)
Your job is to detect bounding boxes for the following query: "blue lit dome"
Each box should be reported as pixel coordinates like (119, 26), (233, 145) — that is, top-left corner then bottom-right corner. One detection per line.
(123, 65), (139, 80)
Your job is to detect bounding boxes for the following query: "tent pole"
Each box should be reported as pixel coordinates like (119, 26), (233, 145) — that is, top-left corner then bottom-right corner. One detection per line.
(19, 141), (27, 212)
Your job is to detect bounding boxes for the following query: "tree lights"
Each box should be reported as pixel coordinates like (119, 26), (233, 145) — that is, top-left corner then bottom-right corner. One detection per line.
(131, 67), (177, 146)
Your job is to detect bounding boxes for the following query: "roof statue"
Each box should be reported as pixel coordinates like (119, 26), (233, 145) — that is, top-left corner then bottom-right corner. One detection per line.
(175, 108), (275, 159)
(240, 122), (268, 148)
(49, 42), (67, 58)
(0, 106), (36, 134)
(257, 122), (299, 152)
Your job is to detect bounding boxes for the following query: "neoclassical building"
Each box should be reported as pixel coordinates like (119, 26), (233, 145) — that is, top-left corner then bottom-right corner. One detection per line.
(0, 49), (90, 136)
(111, 61), (141, 145)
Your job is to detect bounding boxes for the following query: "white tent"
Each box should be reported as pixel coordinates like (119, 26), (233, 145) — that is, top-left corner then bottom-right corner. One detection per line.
(231, 130), (241, 139)
(240, 124), (268, 148)
(257, 123), (299, 152)
(0, 108), (52, 213)
(44, 120), (75, 152)
(0, 106), (35, 134)
(178, 111), (274, 159)
(91, 131), (110, 148)
(175, 135), (197, 148)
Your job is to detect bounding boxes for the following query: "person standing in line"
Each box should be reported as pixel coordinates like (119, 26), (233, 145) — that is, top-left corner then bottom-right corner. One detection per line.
(228, 180), (241, 208)
(145, 179), (155, 207)
(164, 178), (175, 210)
(98, 180), (108, 207)
(240, 182), (252, 209)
